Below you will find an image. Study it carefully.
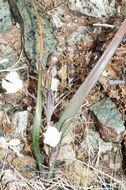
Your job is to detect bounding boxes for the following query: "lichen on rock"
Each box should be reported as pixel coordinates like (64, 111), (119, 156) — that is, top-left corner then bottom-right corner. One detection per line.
(8, 0), (57, 67)
(68, 0), (115, 18)
(90, 98), (125, 143)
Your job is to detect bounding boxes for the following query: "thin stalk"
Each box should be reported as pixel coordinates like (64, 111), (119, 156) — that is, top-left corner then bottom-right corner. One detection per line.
(56, 19), (126, 135)
(30, 0), (44, 170)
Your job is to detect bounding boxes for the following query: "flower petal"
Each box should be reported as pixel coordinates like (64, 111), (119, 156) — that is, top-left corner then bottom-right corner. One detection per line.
(2, 72), (23, 93)
(43, 125), (61, 147)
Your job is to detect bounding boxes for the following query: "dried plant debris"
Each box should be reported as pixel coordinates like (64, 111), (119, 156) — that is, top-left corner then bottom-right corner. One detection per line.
(8, 0), (57, 67)
(90, 98), (125, 143)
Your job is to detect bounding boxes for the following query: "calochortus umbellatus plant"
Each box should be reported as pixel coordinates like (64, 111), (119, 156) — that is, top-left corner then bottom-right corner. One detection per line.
(31, 0), (126, 171)
(2, 0), (126, 172)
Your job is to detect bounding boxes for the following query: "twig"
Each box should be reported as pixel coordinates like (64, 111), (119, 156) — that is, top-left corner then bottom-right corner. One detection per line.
(107, 79), (125, 86)
(93, 23), (115, 28)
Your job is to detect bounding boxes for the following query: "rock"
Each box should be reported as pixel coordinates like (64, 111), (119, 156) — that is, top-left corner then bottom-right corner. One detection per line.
(0, 169), (29, 189)
(66, 160), (97, 187)
(0, 38), (17, 70)
(0, 1), (13, 33)
(50, 125), (76, 164)
(11, 111), (29, 137)
(57, 144), (75, 164)
(8, 0), (57, 67)
(0, 26), (21, 70)
(4, 93), (22, 104)
(90, 98), (125, 143)
(122, 0), (126, 17)
(12, 156), (37, 178)
(78, 130), (122, 171)
(51, 7), (64, 28)
(68, 0), (115, 18)
(102, 148), (122, 171)
(67, 26), (93, 53)
(62, 126), (76, 144)
(78, 130), (113, 158)
(58, 124), (76, 152)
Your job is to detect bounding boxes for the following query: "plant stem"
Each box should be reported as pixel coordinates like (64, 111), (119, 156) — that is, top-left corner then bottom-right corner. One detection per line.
(32, 64), (43, 170)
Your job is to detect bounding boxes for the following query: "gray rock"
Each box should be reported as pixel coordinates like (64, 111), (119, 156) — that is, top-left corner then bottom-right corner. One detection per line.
(0, 25), (21, 70)
(90, 98), (125, 143)
(8, 0), (57, 68)
(68, 0), (115, 18)
(79, 130), (122, 171)
(0, 38), (18, 70)
(0, 1), (13, 33)
(11, 111), (29, 137)
(67, 26), (93, 53)
(79, 130), (113, 157)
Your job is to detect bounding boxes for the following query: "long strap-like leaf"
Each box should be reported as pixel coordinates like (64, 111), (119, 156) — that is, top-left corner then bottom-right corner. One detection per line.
(56, 19), (126, 136)
(30, 0), (44, 170)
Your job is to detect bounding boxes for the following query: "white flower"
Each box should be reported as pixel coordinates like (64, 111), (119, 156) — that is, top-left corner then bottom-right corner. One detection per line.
(43, 125), (61, 147)
(2, 72), (23, 93)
